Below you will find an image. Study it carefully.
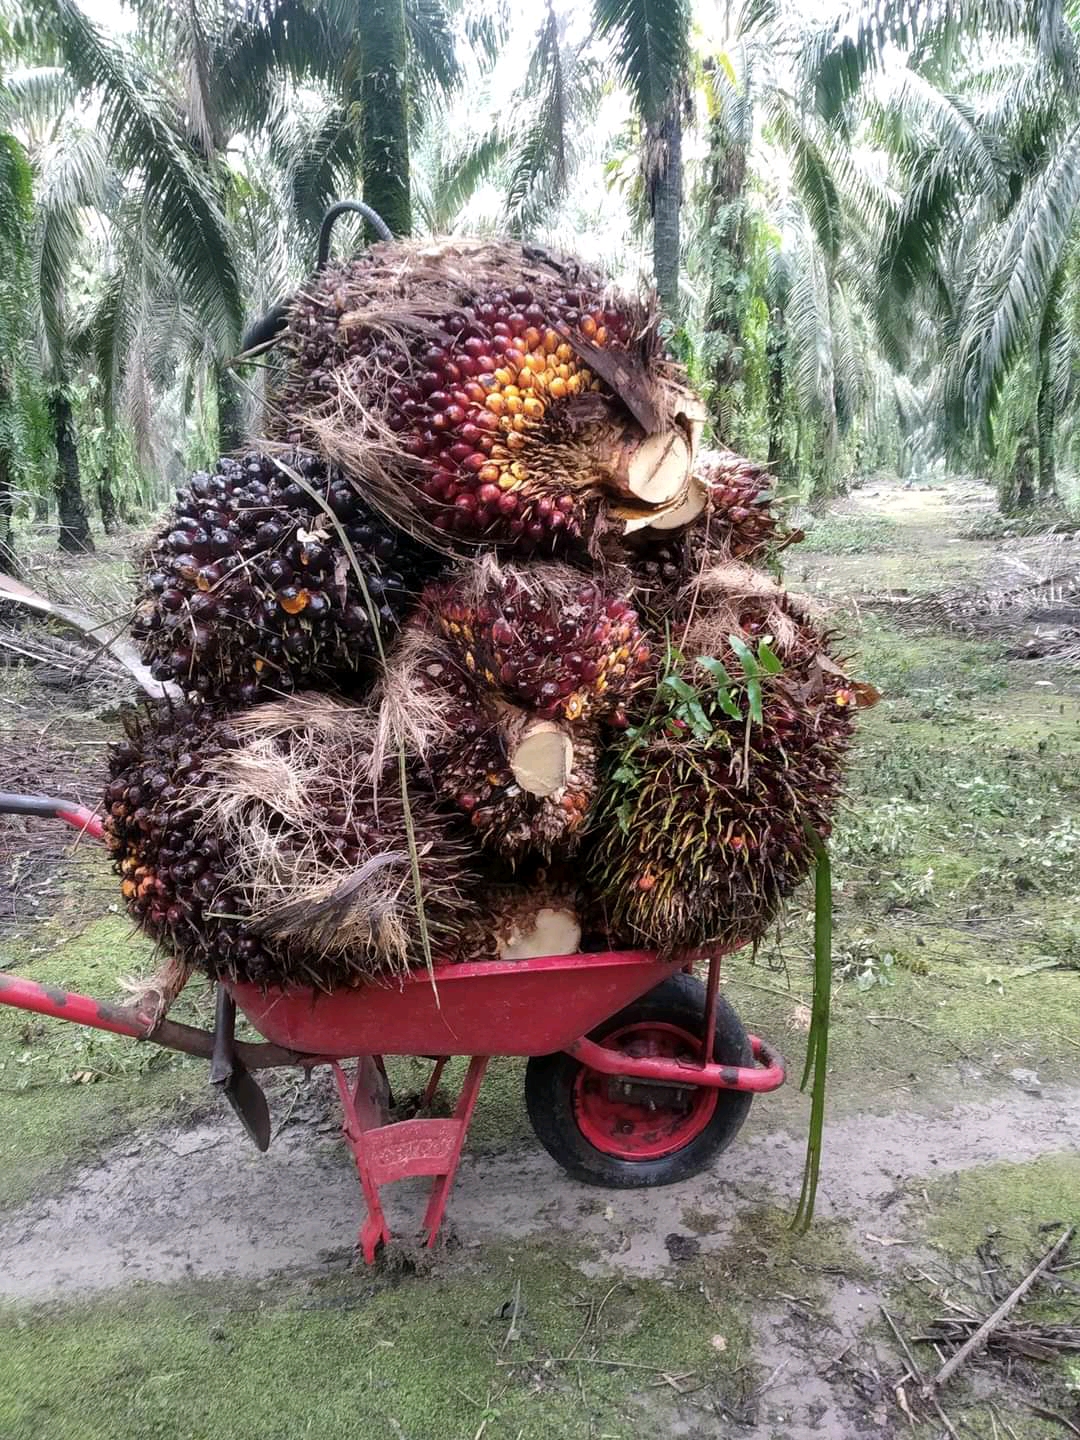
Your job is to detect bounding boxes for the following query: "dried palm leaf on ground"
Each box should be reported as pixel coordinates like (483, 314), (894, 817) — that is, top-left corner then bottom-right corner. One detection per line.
(132, 450), (439, 704)
(105, 697), (481, 988)
(267, 238), (702, 552)
(585, 579), (866, 949)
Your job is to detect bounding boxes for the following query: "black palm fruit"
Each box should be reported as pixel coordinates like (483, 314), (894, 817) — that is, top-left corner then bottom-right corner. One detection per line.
(132, 450), (439, 704)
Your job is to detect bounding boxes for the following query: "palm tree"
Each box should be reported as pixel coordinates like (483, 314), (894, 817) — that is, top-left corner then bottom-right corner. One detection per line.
(865, 10), (1080, 505)
(594, 0), (692, 315)
(0, 100), (33, 568)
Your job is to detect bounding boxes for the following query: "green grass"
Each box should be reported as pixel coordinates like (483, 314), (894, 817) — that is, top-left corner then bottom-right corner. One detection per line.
(0, 904), (210, 1210)
(800, 511), (899, 554)
(0, 1244), (751, 1440)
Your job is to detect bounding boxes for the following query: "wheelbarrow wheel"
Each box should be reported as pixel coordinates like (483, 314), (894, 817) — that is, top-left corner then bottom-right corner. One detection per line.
(524, 972), (753, 1187)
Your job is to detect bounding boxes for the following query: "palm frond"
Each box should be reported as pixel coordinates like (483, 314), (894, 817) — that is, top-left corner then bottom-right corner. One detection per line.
(426, 124), (510, 231)
(960, 115), (1080, 434)
(765, 91), (841, 264)
(32, 122), (110, 377)
(405, 0), (461, 97)
(592, 0), (691, 128)
(37, 0), (245, 350)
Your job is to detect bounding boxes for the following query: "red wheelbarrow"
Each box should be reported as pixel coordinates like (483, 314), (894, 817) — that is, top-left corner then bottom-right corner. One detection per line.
(0, 794), (786, 1263)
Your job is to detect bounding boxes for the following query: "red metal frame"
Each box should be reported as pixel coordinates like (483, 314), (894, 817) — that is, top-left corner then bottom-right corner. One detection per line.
(0, 797), (788, 1262)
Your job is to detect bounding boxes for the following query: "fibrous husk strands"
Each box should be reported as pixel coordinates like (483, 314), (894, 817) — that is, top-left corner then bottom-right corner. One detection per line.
(105, 697), (482, 988)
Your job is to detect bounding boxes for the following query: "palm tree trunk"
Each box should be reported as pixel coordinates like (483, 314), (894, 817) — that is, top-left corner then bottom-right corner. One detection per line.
(651, 103), (682, 318)
(1036, 286), (1059, 500)
(358, 0), (412, 237)
(97, 468), (119, 535)
(216, 363), (245, 454)
(0, 374), (18, 574)
(766, 322), (785, 471)
(1036, 377), (1055, 499)
(1012, 437), (1036, 511)
(703, 101), (748, 434)
(48, 390), (94, 553)
(0, 441), (16, 575)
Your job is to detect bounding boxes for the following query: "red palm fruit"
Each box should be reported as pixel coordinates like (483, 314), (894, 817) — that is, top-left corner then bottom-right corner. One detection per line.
(422, 561), (651, 724)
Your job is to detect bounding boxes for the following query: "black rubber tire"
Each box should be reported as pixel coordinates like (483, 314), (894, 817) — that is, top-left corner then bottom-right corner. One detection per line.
(524, 972), (754, 1188)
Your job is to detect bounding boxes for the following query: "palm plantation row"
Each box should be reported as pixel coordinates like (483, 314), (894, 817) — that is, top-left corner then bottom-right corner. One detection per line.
(1, 0), (1078, 561)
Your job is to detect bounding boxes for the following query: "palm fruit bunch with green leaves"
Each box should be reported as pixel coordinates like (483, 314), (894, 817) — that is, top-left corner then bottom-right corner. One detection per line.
(104, 696), (480, 988)
(585, 568), (864, 949)
(267, 239), (702, 554)
(132, 449), (437, 704)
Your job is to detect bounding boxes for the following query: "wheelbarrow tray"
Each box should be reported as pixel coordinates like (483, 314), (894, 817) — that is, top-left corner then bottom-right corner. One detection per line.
(229, 948), (697, 1059)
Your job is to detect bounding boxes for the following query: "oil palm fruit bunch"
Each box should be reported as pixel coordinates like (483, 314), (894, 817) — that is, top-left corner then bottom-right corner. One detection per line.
(617, 450), (802, 625)
(424, 559), (652, 725)
(376, 622), (599, 865)
(132, 449), (436, 704)
(695, 449), (801, 561)
(105, 697), (480, 987)
(372, 561), (647, 864)
(269, 239), (701, 553)
(104, 701), (281, 981)
(586, 571), (863, 949)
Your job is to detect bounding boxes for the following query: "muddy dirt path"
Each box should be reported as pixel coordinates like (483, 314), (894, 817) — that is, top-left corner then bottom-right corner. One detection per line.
(4, 1080), (1077, 1438)
(5, 1082), (1076, 1302)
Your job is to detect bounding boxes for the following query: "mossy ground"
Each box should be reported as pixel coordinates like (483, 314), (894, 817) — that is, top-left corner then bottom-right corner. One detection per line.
(2, 482), (1079, 1438)
(877, 1154), (1080, 1437)
(0, 901), (211, 1209)
(0, 1241), (751, 1440)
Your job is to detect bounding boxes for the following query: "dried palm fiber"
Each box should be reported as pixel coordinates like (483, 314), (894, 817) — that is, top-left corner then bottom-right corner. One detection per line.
(132, 449), (439, 704)
(265, 237), (704, 553)
(585, 566), (860, 950)
(105, 697), (481, 988)
(615, 450), (804, 625)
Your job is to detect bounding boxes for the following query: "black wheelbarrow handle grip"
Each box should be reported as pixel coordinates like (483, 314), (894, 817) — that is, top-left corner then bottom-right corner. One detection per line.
(317, 200), (392, 265)
(0, 791), (105, 839)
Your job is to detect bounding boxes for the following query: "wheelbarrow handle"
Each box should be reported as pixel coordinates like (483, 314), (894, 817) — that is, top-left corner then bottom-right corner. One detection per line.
(0, 791), (105, 840)
(0, 972), (300, 1070)
(317, 200), (392, 265)
(238, 200), (392, 355)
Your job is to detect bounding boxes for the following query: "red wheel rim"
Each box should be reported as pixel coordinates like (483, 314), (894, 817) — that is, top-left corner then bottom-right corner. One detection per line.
(572, 1021), (718, 1161)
